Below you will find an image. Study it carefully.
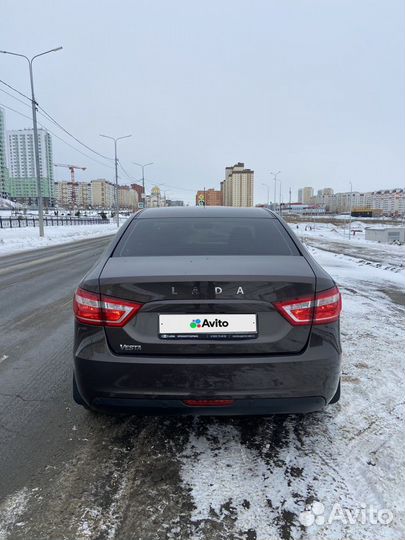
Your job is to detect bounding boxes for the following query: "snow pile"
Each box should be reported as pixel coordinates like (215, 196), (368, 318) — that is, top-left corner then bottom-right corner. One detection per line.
(350, 220), (367, 230)
(0, 197), (22, 210)
(0, 487), (31, 539)
(0, 223), (120, 255)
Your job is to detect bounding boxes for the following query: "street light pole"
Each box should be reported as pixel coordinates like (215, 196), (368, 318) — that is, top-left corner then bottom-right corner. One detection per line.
(1, 47), (63, 237)
(100, 134), (132, 226)
(132, 162), (153, 206)
(270, 170), (281, 213)
(348, 181), (353, 240)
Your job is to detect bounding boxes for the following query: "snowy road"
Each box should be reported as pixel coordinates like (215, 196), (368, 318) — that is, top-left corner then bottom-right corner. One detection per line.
(0, 222), (118, 256)
(0, 233), (404, 539)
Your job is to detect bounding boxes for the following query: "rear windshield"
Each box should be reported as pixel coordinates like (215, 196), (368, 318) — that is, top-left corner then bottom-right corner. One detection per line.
(113, 218), (299, 257)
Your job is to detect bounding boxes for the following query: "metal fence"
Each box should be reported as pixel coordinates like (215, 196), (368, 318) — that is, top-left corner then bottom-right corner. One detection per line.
(0, 216), (110, 229)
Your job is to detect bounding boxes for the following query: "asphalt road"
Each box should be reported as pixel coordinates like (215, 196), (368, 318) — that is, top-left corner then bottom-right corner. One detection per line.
(0, 237), (113, 501)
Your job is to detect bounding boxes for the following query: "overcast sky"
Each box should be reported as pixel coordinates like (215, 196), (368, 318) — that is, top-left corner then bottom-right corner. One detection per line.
(1, 0), (403, 204)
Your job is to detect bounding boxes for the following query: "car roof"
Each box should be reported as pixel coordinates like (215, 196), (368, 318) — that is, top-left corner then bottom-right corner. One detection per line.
(137, 207), (276, 218)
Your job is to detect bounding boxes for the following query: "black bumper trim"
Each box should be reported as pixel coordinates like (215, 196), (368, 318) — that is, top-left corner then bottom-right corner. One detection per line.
(90, 396), (326, 415)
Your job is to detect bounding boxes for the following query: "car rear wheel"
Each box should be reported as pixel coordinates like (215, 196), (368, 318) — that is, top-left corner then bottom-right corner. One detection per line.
(329, 379), (341, 404)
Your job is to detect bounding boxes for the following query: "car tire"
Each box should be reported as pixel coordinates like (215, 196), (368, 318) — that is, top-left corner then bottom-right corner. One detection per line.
(73, 374), (89, 409)
(329, 379), (341, 404)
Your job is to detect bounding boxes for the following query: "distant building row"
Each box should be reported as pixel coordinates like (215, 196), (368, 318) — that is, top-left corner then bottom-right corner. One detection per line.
(0, 118), (139, 209)
(54, 181), (184, 209)
(0, 109), (184, 210)
(297, 185), (404, 216)
(196, 162), (254, 207)
(320, 189), (404, 216)
(54, 179), (139, 209)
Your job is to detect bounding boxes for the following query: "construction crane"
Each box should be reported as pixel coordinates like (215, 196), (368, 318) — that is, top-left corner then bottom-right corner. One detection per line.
(54, 164), (87, 207)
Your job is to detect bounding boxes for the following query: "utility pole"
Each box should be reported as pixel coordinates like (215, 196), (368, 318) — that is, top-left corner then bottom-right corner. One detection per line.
(348, 181), (353, 240)
(132, 162), (153, 207)
(114, 140), (119, 219)
(100, 134), (132, 227)
(270, 171), (281, 213)
(1, 47), (63, 237)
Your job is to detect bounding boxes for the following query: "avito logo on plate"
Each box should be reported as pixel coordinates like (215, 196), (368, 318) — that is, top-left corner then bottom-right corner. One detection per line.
(190, 318), (202, 329)
(190, 318), (229, 329)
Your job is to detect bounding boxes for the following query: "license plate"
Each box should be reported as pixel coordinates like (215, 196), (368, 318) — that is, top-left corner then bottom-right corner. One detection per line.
(159, 313), (257, 338)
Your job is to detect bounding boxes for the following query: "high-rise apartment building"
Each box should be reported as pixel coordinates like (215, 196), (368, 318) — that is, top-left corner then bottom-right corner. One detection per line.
(6, 128), (54, 205)
(54, 181), (92, 208)
(317, 188), (334, 197)
(91, 179), (115, 208)
(298, 186), (314, 204)
(370, 188), (404, 216)
(311, 188), (335, 210)
(221, 162), (254, 207)
(195, 188), (223, 206)
(0, 107), (9, 199)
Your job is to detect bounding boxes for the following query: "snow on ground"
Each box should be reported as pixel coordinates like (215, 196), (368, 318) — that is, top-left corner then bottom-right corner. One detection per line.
(0, 223), (121, 256)
(0, 488), (31, 540)
(0, 198), (22, 210)
(293, 220), (403, 249)
(180, 236), (405, 540)
(291, 221), (404, 270)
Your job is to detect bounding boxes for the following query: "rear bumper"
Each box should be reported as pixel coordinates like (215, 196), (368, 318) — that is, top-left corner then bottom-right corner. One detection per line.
(90, 396), (325, 415)
(74, 328), (341, 415)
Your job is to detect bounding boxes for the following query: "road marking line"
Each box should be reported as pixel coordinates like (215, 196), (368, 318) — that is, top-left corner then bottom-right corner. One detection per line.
(15, 312), (39, 326)
(0, 252), (75, 276)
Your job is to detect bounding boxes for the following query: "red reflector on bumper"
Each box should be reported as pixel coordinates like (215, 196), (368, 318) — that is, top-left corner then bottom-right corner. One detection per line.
(183, 399), (234, 407)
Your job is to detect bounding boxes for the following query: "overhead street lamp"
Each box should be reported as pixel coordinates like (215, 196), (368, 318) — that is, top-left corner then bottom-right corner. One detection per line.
(100, 134), (132, 227)
(270, 170), (281, 214)
(132, 162), (153, 203)
(0, 47), (63, 237)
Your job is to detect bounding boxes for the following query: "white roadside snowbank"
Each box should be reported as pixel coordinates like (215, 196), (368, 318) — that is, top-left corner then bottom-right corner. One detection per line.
(0, 223), (120, 256)
(293, 220), (404, 250)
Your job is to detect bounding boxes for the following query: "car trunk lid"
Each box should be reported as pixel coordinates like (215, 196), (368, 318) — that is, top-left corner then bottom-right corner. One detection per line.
(99, 255), (316, 355)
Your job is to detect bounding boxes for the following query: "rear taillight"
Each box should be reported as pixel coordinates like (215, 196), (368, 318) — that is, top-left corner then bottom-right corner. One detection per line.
(73, 288), (142, 327)
(274, 286), (342, 326)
